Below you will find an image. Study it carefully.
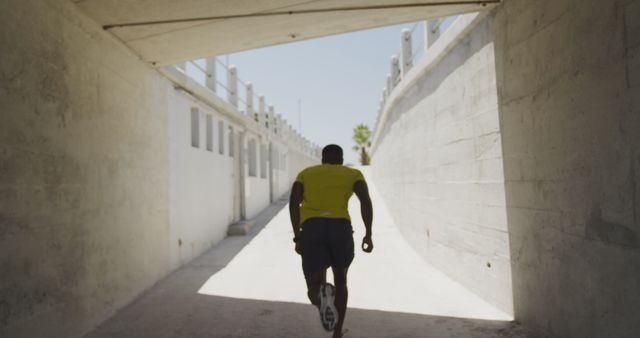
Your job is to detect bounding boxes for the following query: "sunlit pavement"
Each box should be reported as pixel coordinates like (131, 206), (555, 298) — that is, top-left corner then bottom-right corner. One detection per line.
(86, 168), (530, 338)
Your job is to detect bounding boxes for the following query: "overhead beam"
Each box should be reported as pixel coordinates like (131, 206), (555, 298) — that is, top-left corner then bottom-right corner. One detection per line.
(103, 1), (500, 29)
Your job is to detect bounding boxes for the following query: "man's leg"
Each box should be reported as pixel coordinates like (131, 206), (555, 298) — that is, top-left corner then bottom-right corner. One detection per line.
(332, 267), (348, 338)
(305, 269), (326, 307)
(326, 219), (354, 337)
(300, 219), (329, 307)
(300, 219), (338, 331)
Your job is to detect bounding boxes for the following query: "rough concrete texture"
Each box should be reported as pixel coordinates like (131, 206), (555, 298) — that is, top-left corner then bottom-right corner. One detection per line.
(0, 0), (172, 336)
(493, 0), (640, 337)
(0, 0), (318, 337)
(86, 169), (534, 338)
(372, 1), (640, 336)
(371, 14), (513, 315)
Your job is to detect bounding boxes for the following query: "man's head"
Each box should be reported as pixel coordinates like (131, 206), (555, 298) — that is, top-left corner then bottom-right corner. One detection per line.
(322, 144), (343, 165)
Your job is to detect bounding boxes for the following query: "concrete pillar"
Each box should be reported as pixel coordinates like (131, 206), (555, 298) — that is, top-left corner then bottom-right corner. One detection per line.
(227, 65), (238, 108)
(246, 82), (254, 118)
(238, 131), (246, 219)
(280, 117), (284, 135)
(377, 99), (384, 127)
(268, 142), (274, 202)
(401, 28), (413, 75)
(280, 116), (285, 135)
(268, 105), (274, 131)
(282, 119), (287, 137)
(426, 20), (441, 48)
(275, 114), (281, 134)
(258, 95), (265, 125)
(386, 74), (391, 96)
(205, 57), (217, 92)
(273, 113), (278, 133)
(390, 55), (400, 88)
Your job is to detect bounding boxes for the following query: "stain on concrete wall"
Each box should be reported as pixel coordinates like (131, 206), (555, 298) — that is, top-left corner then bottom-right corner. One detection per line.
(494, 0), (640, 336)
(586, 208), (638, 248)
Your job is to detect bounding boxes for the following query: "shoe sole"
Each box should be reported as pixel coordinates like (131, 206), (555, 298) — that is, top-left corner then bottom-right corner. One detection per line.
(319, 283), (338, 332)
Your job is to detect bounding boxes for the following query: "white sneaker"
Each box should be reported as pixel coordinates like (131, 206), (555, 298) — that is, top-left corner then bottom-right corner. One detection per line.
(319, 283), (338, 332)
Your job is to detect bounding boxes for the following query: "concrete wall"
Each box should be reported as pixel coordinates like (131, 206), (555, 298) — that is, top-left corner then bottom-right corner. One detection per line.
(0, 0), (172, 336)
(287, 147), (321, 186)
(371, 13), (513, 314)
(271, 141), (300, 201)
(372, 0), (640, 336)
(0, 1), (319, 337)
(494, 0), (640, 337)
(168, 95), (239, 269)
(243, 133), (272, 219)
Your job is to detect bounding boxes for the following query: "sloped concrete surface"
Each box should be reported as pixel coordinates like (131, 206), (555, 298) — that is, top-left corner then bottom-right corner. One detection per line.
(85, 168), (531, 338)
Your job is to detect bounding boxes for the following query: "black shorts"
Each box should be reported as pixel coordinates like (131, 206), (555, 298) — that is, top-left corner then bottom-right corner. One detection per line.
(299, 217), (355, 279)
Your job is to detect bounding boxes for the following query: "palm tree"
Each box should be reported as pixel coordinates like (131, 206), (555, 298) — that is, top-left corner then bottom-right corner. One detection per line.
(352, 124), (372, 165)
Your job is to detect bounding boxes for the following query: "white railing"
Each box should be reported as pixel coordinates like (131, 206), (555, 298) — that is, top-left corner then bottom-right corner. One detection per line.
(373, 16), (459, 136)
(172, 57), (321, 157)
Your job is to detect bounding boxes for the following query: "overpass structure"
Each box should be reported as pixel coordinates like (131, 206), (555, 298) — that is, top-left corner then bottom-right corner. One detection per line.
(1, 1), (639, 338)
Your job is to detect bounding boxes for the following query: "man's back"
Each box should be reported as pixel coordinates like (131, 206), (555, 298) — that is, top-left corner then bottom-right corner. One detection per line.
(289, 144), (373, 338)
(295, 164), (364, 224)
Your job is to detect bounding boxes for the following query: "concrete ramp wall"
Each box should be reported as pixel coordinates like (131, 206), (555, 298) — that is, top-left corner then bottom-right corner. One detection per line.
(494, 0), (640, 337)
(373, 1), (640, 337)
(371, 13), (513, 315)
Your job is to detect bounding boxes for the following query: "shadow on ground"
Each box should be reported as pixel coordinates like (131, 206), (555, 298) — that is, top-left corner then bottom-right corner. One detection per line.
(87, 294), (528, 338)
(85, 197), (534, 338)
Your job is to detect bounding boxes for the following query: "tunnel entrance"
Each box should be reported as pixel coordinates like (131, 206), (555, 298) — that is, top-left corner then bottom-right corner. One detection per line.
(2, 1), (638, 338)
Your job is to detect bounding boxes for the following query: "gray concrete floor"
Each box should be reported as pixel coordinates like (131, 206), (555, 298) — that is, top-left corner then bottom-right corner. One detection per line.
(85, 168), (532, 338)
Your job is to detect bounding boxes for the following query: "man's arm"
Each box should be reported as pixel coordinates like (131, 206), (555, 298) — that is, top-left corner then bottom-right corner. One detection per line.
(289, 181), (304, 239)
(354, 180), (374, 252)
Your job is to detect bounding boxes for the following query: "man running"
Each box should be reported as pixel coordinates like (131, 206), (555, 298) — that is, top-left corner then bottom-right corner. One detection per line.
(289, 144), (374, 338)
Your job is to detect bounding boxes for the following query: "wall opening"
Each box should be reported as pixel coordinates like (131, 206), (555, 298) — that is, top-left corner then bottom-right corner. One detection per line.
(248, 139), (257, 177)
(206, 114), (213, 152)
(218, 120), (224, 155)
(260, 143), (267, 179)
(191, 107), (200, 148)
(228, 126), (235, 157)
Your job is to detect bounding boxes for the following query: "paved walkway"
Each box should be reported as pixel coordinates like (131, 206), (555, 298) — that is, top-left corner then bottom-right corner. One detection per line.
(86, 168), (530, 338)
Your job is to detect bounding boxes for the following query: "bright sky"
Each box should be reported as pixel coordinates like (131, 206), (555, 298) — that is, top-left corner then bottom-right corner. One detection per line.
(222, 22), (423, 165)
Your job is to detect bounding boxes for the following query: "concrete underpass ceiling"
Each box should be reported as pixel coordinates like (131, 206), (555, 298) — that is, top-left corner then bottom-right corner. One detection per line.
(72, 0), (498, 66)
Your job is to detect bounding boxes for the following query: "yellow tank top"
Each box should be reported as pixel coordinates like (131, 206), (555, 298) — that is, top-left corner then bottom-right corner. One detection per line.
(295, 164), (365, 225)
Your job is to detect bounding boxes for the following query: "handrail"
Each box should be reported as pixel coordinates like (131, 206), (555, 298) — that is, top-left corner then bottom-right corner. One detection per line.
(188, 60), (209, 76)
(409, 21), (421, 34)
(429, 18), (445, 33)
(216, 79), (230, 93)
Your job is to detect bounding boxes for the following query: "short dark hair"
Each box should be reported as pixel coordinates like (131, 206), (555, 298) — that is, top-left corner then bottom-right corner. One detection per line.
(322, 144), (343, 164)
